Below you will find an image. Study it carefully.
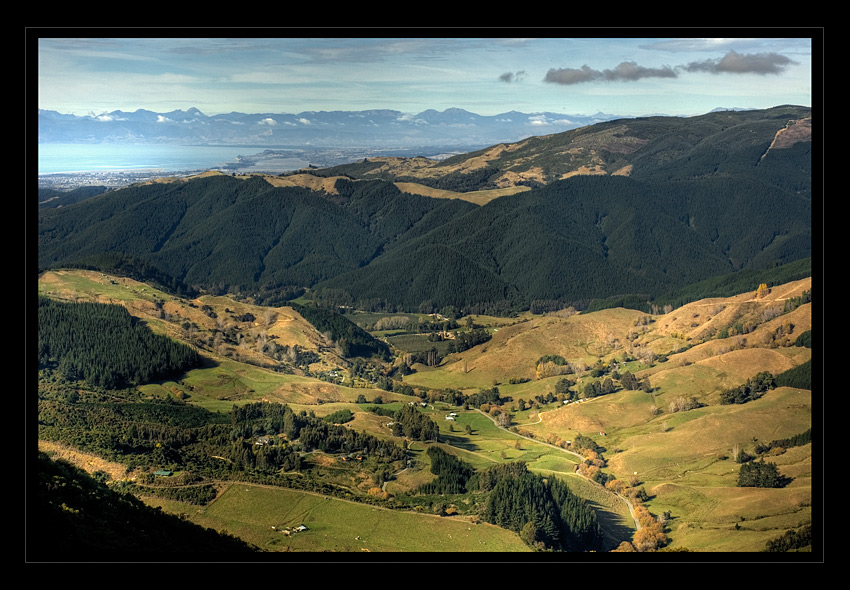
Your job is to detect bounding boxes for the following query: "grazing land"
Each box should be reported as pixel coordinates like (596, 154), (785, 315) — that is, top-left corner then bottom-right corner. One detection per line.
(37, 268), (813, 554)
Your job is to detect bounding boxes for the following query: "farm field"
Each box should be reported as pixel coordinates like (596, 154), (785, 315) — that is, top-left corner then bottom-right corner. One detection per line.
(147, 483), (531, 552)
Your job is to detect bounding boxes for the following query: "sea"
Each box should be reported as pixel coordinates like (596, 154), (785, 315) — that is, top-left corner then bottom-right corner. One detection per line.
(37, 143), (305, 176)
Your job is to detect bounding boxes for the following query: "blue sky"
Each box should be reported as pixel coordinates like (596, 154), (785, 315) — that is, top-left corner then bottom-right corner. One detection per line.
(36, 34), (815, 118)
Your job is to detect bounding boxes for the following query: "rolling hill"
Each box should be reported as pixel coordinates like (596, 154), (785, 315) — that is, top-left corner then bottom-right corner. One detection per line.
(35, 266), (815, 554)
(37, 105), (812, 314)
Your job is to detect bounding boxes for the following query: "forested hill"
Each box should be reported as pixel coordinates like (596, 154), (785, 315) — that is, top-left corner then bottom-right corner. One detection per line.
(37, 106), (812, 314)
(309, 105), (812, 192)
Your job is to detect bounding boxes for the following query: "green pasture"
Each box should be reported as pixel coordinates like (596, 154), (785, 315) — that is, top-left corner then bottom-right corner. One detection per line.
(140, 358), (419, 413)
(607, 386), (811, 481)
(649, 482), (813, 552)
(432, 408), (583, 475)
(151, 483), (531, 552)
(138, 359), (311, 411)
(400, 361), (496, 392)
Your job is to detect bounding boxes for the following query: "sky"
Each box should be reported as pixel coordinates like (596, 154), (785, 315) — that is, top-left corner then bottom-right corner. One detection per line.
(35, 33), (816, 118)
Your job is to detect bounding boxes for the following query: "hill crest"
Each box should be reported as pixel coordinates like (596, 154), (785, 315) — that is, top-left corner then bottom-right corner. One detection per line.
(38, 106), (813, 314)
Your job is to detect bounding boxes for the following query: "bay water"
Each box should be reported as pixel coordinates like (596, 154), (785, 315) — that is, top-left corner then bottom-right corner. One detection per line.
(37, 143), (296, 175)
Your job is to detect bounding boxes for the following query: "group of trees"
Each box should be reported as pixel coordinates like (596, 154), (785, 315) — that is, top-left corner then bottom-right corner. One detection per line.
(413, 450), (605, 552)
(229, 437), (302, 473)
(445, 328), (492, 354)
(732, 426), (809, 490)
(262, 341), (320, 369)
(462, 386), (506, 409)
(477, 462), (604, 552)
(754, 428), (811, 456)
(390, 405), (439, 442)
(581, 377), (617, 399)
(764, 525), (812, 552)
(536, 355), (574, 379)
(737, 459), (790, 488)
(233, 402), (407, 464)
(720, 371), (776, 404)
(416, 447), (475, 495)
(38, 297), (201, 389)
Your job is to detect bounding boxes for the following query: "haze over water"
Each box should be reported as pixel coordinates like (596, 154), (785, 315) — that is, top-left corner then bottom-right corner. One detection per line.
(37, 144), (287, 175)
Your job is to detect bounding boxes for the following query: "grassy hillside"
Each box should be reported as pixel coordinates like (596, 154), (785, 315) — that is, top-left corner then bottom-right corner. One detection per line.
(35, 268), (816, 555)
(395, 276), (814, 553)
(147, 481), (531, 553)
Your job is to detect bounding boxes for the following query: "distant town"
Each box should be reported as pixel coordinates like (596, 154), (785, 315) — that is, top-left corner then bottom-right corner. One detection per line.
(38, 169), (207, 191)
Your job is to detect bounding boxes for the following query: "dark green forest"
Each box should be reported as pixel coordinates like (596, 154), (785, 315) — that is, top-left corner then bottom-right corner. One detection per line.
(477, 462), (604, 552)
(38, 296), (201, 389)
(37, 107), (812, 316)
(408, 446), (602, 551)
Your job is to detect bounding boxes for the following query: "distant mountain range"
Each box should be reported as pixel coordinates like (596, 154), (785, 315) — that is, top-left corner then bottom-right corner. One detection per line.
(38, 107), (630, 148)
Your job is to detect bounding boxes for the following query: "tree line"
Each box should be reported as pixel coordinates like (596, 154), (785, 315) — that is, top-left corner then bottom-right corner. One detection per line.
(38, 297), (201, 389)
(390, 404), (439, 442)
(720, 371), (776, 405)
